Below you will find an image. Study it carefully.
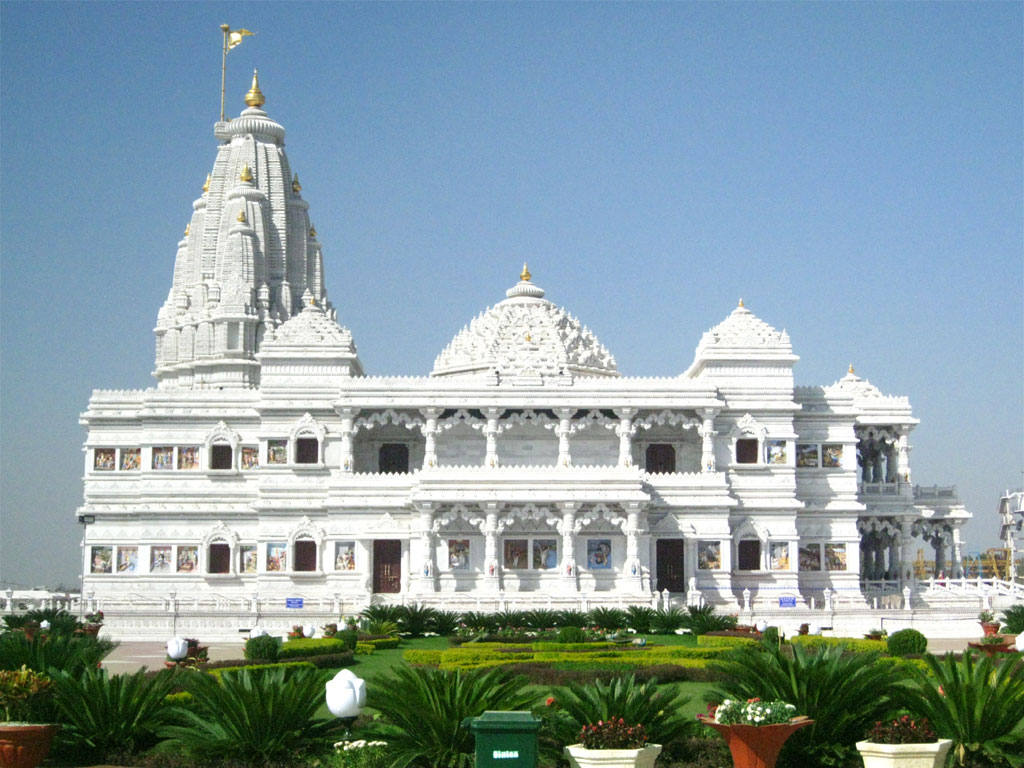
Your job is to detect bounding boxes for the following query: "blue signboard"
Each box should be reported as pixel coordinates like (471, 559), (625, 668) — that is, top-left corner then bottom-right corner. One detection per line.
(285, 598), (304, 609)
(778, 596), (797, 608)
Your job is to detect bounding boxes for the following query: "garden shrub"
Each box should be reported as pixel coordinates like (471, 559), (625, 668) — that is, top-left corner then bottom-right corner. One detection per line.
(459, 611), (499, 632)
(556, 626), (587, 644)
(650, 606), (687, 634)
(999, 603), (1024, 633)
(359, 604), (404, 626)
(494, 610), (529, 629)
(301, 652), (355, 669)
(243, 634), (281, 661)
(533, 641), (617, 652)
(886, 628), (928, 657)
(696, 634), (758, 648)
(397, 604), (437, 638)
(587, 607), (628, 631)
(431, 610), (461, 636)
(682, 605), (738, 635)
(0, 631), (116, 675)
(789, 635), (887, 653)
(625, 605), (656, 634)
(208, 661), (315, 678)
(403, 650), (445, 665)
(277, 637), (348, 659)
(523, 609), (560, 630)
(336, 628), (358, 652)
(555, 609), (589, 628)
(363, 636), (400, 650)
(22, 608), (83, 636)
(762, 626), (781, 646)
(355, 643), (375, 655)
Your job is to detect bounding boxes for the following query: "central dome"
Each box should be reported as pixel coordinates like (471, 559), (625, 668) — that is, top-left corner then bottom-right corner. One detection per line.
(431, 266), (619, 380)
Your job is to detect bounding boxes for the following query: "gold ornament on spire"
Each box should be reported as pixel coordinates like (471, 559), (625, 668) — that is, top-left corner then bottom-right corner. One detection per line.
(292, 174), (301, 193)
(202, 173), (211, 192)
(184, 223), (190, 236)
(849, 363), (855, 374)
(244, 69), (265, 107)
(239, 164), (253, 182)
(309, 224), (317, 238)
(738, 298), (745, 308)
(237, 209), (247, 223)
(520, 263), (532, 282)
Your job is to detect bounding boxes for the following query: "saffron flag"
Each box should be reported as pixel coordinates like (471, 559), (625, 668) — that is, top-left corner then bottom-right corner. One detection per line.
(227, 28), (254, 51)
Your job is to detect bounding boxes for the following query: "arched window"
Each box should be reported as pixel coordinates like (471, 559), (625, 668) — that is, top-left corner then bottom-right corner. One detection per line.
(379, 443), (410, 473)
(735, 439), (759, 464)
(737, 539), (761, 570)
(294, 538), (318, 571)
(210, 442), (233, 470)
(295, 437), (319, 464)
(645, 444), (676, 474)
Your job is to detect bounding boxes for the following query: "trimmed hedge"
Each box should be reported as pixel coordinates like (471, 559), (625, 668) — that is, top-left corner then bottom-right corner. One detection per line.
(355, 643), (376, 655)
(887, 628), (928, 656)
(697, 635), (759, 648)
(363, 636), (401, 650)
(277, 637), (349, 659)
(209, 661), (316, 679)
(789, 635), (887, 653)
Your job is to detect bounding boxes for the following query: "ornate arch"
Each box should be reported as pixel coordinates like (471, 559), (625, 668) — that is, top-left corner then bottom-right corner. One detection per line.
(634, 409), (701, 433)
(730, 414), (768, 441)
(353, 409), (425, 434)
(438, 409), (485, 432)
(204, 421), (241, 451)
(201, 521), (240, 575)
(732, 516), (770, 543)
(287, 515), (326, 547)
(290, 412), (327, 442)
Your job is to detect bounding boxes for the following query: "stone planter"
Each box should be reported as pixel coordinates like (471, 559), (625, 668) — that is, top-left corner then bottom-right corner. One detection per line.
(698, 715), (812, 768)
(967, 641), (1015, 657)
(0, 724), (60, 768)
(82, 624), (101, 638)
(980, 621), (1001, 637)
(855, 738), (952, 768)
(564, 743), (662, 768)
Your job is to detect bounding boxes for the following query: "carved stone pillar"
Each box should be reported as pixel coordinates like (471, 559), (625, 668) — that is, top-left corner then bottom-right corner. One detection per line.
(557, 502), (579, 591)
(420, 408), (439, 469)
(339, 407), (357, 473)
(556, 408), (573, 467)
(897, 428), (911, 483)
(899, 521), (916, 583)
(624, 503), (645, 592)
(887, 535), (899, 581)
(414, 506), (436, 593)
(861, 537), (874, 580)
(952, 526), (963, 578)
(484, 408), (500, 468)
(700, 408), (719, 472)
(482, 503), (502, 591)
(933, 533), (946, 577)
(615, 408), (636, 468)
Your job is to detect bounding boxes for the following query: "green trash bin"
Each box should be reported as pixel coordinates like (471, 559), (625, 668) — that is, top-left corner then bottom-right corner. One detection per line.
(463, 710), (541, 768)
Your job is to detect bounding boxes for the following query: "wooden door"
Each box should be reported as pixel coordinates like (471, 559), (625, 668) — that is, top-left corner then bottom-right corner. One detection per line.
(656, 539), (687, 593)
(373, 540), (402, 593)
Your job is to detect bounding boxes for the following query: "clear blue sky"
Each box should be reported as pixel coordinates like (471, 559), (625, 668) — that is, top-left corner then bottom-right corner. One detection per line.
(2, 1), (1021, 588)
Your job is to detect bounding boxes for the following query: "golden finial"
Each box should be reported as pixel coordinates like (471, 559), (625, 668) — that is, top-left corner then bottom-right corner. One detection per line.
(239, 164), (253, 182)
(237, 209), (247, 223)
(292, 174), (301, 193)
(309, 224), (317, 238)
(184, 223), (190, 236)
(309, 295), (317, 306)
(849, 363), (855, 374)
(244, 69), (265, 108)
(520, 263), (532, 282)
(738, 298), (745, 308)
(525, 333), (532, 342)
(202, 173), (210, 193)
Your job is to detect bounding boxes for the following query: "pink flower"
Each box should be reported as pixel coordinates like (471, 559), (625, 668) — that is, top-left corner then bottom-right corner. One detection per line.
(545, 697), (555, 707)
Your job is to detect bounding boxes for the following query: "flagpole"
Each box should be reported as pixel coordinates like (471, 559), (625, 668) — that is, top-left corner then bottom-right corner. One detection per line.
(220, 24), (230, 122)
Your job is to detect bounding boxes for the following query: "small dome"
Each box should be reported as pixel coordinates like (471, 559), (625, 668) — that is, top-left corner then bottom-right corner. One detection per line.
(432, 270), (618, 379)
(263, 302), (356, 350)
(695, 301), (791, 351)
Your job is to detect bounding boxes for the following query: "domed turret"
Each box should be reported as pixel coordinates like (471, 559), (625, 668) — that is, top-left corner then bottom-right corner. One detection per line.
(431, 267), (619, 381)
(154, 76), (334, 389)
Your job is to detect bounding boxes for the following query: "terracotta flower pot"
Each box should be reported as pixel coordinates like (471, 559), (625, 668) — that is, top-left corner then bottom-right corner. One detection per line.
(980, 621), (1000, 637)
(698, 715), (812, 768)
(564, 743), (662, 768)
(82, 624), (101, 637)
(0, 724), (60, 768)
(855, 738), (952, 768)
(967, 641), (1015, 657)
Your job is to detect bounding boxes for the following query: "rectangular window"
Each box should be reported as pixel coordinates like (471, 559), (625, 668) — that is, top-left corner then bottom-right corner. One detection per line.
(94, 449), (116, 471)
(504, 539), (529, 570)
(267, 440), (288, 465)
(295, 437), (318, 464)
(266, 542), (287, 571)
(645, 444), (676, 473)
(796, 444), (819, 468)
(239, 545), (257, 573)
(210, 444), (233, 470)
(294, 540), (317, 571)
(240, 446), (259, 469)
(176, 546), (198, 573)
(798, 544), (821, 571)
(116, 546), (138, 573)
(379, 443), (410, 473)
(447, 539), (469, 570)
(90, 546), (113, 574)
(208, 543), (231, 574)
(533, 539), (558, 570)
(770, 542), (790, 570)
(697, 540), (721, 570)
(120, 448), (141, 471)
(227, 322), (240, 350)
(737, 539), (761, 571)
(152, 447), (174, 470)
(736, 439), (759, 464)
(822, 444), (843, 468)
(825, 543), (847, 571)
(178, 446), (200, 470)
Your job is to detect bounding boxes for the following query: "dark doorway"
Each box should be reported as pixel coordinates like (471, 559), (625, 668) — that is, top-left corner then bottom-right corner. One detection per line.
(736, 439), (758, 464)
(656, 539), (687, 592)
(296, 438), (319, 464)
(210, 444), (233, 470)
(208, 543), (230, 574)
(294, 539), (317, 571)
(379, 444), (410, 474)
(738, 539), (761, 570)
(373, 540), (401, 593)
(646, 444), (676, 474)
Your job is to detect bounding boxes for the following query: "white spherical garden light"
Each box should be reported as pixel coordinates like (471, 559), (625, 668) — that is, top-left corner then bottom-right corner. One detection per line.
(166, 637), (188, 661)
(302, 623), (316, 639)
(326, 669), (366, 719)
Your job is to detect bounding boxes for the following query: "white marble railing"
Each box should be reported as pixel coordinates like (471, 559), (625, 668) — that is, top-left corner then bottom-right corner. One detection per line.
(858, 482), (903, 496)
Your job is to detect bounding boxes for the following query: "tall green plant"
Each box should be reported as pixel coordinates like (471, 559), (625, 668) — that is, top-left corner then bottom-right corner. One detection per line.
(366, 665), (535, 768)
(523, 609), (560, 630)
(625, 605), (656, 634)
(430, 610), (461, 637)
(711, 641), (909, 767)
(24, 609), (83, 635)
(554, 610), (588, 628)
(494, 610), (529, 629)
(650, 606), (686, 634)
(682, 605), (737, 635)
(161, 666), (340, 763)
(359, 604), (405, 626)
(898, 652), (1024, 767)
(458, 611), (498, 633)
(50, 667), (177, 762)
(587, 607), (628, 631)
(0, 632), (115, 675)
(999, 603), (1024, 634)
(397, 604), (438, 638)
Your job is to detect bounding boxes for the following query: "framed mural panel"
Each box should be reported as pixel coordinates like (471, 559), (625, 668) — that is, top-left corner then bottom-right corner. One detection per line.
(334, 541), (356, 571)
(152, 447), (174, 470)
(587, 539), (612, 570)
(150, 546), (173, 573)
(176, 545), (198, 573)
(503, 539), (528, 570)
(266, 542), (287, 571)
(116, 546), (138, 573)
(90, 546), (112, 574)
(94, 449), (116, 471)
(267, 440), (288, 465)
(766, 440), (787, 465)
(533, 539), (558, 570)
(770, 542), (790, 570)
(796, 444), (819, 468)
(822, 444), (843, 468)
(178, 446), (200, 470)
(120, 448), (141, 471)
(697, 540), (721, 570)
(239, 545), (257, 573)
(798, 544), (821, 571)
(825, 543), (847, 571)
(448, 539), (470, 571)
(240, 446), (259, 470)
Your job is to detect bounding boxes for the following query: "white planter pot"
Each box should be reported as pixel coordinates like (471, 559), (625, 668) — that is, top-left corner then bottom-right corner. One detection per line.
(564, 743), (662, 768)
(855, 739), (952, 768)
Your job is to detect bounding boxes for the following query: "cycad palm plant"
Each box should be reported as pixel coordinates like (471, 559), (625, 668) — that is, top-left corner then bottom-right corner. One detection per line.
(650, 606), (686, 634)
(397, 604), (437, 638)
(587, 607), (628, 631)
(625, 605), (656, 634)
(523, 609), (560, 630)
(999, 603), (1024, 633)
(681, 604), (737, 635)
(711, 641), (909, 767)
(555, 609), (589, 628)
(359, 604), (405, 627)
(898, 652), (1024, 767)
(430, 610), (462, 637)
(366, 665), (536, 768)
(458, 611), (498, 633)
